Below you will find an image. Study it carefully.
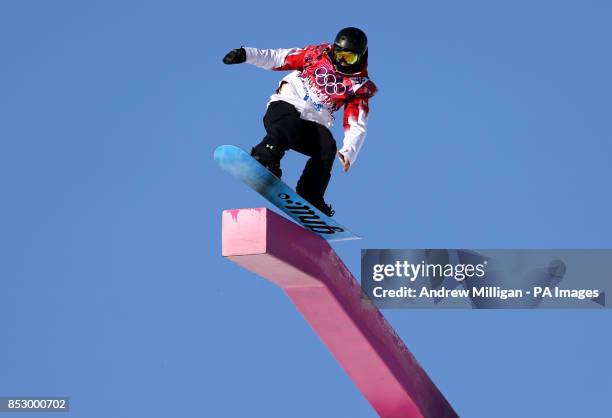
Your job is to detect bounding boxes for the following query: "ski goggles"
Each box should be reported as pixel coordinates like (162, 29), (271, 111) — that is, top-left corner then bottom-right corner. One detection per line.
(333, 48), (360, 65)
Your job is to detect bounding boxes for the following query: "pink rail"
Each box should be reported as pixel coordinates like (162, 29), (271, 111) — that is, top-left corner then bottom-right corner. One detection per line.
(222, 208), (458, 418)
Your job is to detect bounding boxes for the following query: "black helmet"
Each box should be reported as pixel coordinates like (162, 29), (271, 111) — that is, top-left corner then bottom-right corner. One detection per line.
(332, 27), (368, 73)
(334, 27), (368, 55)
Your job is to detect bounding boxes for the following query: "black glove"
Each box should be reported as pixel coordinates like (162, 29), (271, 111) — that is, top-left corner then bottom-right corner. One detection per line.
(222, 47), (246, 65)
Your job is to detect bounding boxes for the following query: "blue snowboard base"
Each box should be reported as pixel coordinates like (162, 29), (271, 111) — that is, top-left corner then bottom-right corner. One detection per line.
(214, 145), (360, 242)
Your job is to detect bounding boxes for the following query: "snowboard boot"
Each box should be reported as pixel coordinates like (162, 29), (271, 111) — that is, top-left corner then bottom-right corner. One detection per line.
(251, 147), (282, 178)
(315, 201), (335, 218)
(296, 169), (334, 216)
(300, 195), (335, 217)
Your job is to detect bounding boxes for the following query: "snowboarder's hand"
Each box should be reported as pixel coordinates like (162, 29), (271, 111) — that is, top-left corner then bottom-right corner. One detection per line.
(222, 47), (246, 65)
(337, 152), (350, 172)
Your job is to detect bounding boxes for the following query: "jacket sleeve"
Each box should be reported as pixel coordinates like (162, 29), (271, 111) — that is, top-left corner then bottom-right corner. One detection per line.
(243, 46), (308, 71)
(339, 82), (377, 165)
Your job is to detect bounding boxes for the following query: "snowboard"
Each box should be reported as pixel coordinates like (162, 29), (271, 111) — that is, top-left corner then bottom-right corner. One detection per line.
(214, 145), (360, 242)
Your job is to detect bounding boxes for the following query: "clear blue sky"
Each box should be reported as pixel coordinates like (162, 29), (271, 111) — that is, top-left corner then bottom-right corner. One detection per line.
(1, 1), (611, 417)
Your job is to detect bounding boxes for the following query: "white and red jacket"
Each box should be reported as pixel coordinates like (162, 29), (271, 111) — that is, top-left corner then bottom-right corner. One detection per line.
(244, 43), (377, 165)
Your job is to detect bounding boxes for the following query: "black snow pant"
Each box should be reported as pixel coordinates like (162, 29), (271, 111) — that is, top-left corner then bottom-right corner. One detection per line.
(251, 100), (337, 205)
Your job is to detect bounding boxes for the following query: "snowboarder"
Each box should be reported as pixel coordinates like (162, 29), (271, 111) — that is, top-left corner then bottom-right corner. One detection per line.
(222, 27), (377, 217)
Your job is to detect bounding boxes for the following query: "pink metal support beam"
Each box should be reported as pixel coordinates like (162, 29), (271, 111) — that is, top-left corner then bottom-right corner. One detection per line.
(222, 208), (458, 418)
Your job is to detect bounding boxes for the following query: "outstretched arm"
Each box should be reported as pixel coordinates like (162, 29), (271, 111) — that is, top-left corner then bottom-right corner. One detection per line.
(222, 46), (308, 71)
(338, 96), (371, 171)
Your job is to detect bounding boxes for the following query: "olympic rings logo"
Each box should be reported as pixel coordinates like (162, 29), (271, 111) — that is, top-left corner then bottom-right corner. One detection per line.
(314, 67), (346, 96)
